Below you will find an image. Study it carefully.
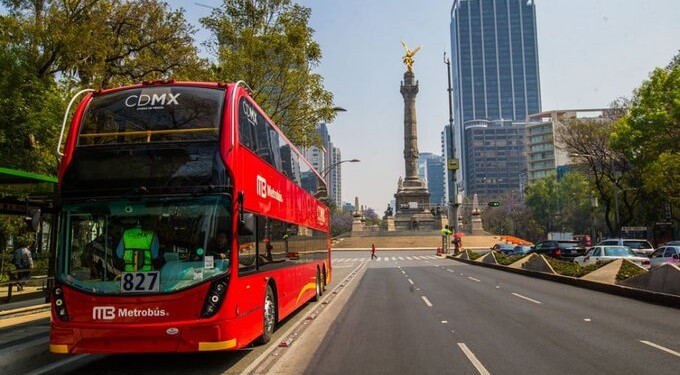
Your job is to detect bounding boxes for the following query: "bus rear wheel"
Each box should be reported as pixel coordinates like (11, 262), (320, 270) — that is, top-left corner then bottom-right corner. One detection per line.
(312, 269), (322, 301)
(256, 284), (276, 345)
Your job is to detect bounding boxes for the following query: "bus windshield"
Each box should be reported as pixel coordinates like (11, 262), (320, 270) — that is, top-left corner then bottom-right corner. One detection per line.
(78, 86), (225, 145)
(58, 195), (231, 295)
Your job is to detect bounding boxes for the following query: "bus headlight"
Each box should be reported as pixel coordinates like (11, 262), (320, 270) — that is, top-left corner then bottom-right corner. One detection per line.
(201, 277), (229, 318)
(53, 285), (69, 322)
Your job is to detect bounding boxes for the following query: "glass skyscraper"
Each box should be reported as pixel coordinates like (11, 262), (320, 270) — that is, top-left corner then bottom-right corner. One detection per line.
(450, 0), (541, 198)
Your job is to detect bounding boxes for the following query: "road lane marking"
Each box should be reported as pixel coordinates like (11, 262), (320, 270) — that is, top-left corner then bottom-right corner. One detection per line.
(421, 296), (433, 307)
(447, 269), (455, 273)
(511, 293), (542, 304)
(398, 257), (404, 260)
(584, 318), (591, 322)
(468, 277), (481, 282)
(406, 256), (413, 260)
(640, 340), (680, 357)
(457, 343), (491, 375)
(408, 279), (414, 285)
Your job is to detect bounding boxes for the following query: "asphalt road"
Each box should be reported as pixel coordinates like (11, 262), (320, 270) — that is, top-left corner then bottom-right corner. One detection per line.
(304, 250), (680, 375)
(8, 250), (680, 374)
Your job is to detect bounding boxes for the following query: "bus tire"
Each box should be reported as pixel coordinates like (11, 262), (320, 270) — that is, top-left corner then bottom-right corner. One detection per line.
(321, 267), (327, 292)
(255, 284), (276, 345)
(312, 269), (322, 302)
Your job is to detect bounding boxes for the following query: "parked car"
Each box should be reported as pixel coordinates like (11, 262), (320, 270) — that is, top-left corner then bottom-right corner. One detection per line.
(512, 245), (532, 255)
(491, 243), (516, 255)
(528, 240), (585, 261)
(661, 240), (680, 246)
(574, 245), (651, 270)
(649, 246), (680, 268)
(596, 238), (654, 256)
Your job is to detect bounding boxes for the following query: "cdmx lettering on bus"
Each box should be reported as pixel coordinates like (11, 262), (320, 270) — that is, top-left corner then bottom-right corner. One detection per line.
(124, 93), (181, 108)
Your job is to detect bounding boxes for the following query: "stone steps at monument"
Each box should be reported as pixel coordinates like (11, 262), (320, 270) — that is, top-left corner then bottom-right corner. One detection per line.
(332, 234), (500, 249)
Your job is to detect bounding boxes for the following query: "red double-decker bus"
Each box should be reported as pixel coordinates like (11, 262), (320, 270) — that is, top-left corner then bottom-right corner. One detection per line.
(50, 81), (331, 353)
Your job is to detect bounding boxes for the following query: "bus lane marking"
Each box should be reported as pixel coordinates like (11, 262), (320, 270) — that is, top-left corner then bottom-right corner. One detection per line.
(511, 292), (542, 304)
(408, 279), (414, 285)
(421, 296), (433, 307)
(467, 277), (481, 282)
(457, 343), (491, 375)
(639, 340), (680, 358)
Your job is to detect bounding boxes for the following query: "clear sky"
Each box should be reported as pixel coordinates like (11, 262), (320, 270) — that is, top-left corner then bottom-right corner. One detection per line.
(171, 0), (680, 212)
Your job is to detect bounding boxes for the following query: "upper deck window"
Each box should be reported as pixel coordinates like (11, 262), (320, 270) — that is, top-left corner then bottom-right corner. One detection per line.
(78, 86), (225, 145)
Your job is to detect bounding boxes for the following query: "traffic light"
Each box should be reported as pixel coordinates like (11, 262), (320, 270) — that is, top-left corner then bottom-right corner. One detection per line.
(487, 201), (501, 207)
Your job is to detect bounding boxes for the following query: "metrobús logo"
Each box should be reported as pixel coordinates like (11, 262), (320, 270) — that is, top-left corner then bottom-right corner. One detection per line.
(124, 93), (180, 110)
(92, 306), (168, 321)
(256, 175), (283, 203)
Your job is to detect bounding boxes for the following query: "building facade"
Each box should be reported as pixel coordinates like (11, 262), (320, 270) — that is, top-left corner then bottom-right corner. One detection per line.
(525, 109), (612, 182)
(450, 0), (541, 198)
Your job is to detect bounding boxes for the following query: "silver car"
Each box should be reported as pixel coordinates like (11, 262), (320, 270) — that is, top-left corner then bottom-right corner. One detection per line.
(649, 246), (680, 268)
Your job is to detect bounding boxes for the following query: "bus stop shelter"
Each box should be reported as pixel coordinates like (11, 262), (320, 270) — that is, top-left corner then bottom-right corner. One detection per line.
(0, 167), (57, 302)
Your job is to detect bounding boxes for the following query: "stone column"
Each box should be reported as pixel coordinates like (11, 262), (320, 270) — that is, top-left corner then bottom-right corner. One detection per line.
(400, 71), (421, 186)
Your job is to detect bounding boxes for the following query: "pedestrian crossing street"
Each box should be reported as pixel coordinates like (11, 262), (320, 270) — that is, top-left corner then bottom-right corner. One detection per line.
(332, 255), (441, 263)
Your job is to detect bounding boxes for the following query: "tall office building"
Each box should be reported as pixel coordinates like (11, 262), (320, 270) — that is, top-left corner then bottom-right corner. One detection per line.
(418, 153), (446, 207)
(303, 123), (345, 208)
(450, 0), (541, 198)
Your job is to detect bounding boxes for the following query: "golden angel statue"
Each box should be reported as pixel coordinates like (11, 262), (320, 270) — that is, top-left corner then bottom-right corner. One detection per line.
(401, 41), (421, 72)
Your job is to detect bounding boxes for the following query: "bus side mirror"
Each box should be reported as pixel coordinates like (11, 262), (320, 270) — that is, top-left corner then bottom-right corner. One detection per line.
(237, 191), (255, 236)
(239, 213), (255, 236)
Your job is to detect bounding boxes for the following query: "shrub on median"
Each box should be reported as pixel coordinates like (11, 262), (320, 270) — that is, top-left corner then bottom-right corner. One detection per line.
(466, 249), (484, 260)
(493, 252), (527, 265)
(616, 259), (647, 281)
(544, 257), (611, 278)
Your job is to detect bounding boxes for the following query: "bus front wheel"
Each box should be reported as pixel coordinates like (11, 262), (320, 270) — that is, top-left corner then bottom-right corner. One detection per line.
(256, 284), (276, 345)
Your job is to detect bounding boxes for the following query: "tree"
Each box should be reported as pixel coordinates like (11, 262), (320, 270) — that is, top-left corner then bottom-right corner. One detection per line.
(0, 46), (64, 174)
(557, 113), (630, 233)
(330, 209), (352, 237)
(610, 53), (680, 222)
(201, 0), (336, 147)
(1, 0), (206, 88)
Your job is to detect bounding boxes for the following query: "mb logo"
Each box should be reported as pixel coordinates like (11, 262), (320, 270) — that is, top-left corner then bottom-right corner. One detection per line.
(92, 306), (116, 320)
(256, 175), (267, 199)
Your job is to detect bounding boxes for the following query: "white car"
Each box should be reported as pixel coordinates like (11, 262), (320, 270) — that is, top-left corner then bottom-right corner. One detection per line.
(574, 246), (651, 270)
(596, 239), (654, 256)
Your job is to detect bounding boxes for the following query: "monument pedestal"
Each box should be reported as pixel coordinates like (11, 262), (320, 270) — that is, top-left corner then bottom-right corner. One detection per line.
(471, 213), (485, 235)
(384, 216), (395, 231)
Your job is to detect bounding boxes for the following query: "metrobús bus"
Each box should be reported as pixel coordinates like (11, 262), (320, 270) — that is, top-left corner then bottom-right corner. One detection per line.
(50, 81), (331, 353)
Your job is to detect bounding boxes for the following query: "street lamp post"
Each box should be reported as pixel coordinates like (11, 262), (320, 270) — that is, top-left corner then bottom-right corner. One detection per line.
(444, 52), (459, 232)
(614, 187), (636, 237)
(316, 159), (360, 206)
(321, 159), (360, 179)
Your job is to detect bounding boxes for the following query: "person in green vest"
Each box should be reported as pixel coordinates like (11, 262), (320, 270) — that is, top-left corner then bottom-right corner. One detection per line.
(116, 225), (159, 272)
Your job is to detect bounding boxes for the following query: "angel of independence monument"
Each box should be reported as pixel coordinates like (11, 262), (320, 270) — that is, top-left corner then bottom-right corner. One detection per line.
(393, 42), (439, 231)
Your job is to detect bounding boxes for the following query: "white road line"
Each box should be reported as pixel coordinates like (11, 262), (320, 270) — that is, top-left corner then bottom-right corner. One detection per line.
(468, 277), (481, 282)
(406, 256), (413, 260)
(457, 343), (491, 375)
(398, 256), (405, 260)
(421, 296), (433, 307)
(392, 257), (397, 261)
(640, 340), (680, 357)
(408, 279), (414, 285)
(377, 257), (382, 261)
(447, 269), (455, 273)
(511, 292), (542, 304)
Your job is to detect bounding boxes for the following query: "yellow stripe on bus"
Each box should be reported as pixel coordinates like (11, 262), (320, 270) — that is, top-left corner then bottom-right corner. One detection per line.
(198, 339), (237, 351)
(50, 344), (70, 354)
(295, 282), (317, 305)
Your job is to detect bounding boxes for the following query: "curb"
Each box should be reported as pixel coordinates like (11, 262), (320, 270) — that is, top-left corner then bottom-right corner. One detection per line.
(449, 256), (680, 309)
(0, 303), (50, 318)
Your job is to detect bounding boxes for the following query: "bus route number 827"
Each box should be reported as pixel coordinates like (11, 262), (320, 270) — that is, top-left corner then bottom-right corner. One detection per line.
(121, 272), (160, 293)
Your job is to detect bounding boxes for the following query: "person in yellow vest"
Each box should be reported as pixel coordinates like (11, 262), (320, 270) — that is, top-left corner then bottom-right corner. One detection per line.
(116, 225), (159, 272)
